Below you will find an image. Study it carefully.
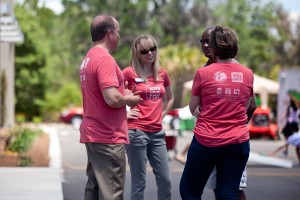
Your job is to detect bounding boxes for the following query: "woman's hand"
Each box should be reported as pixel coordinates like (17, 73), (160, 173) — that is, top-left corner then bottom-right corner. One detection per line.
(193, 105), (201, 117)
(189, 95), (201, 116)
(127, 108), (141, 120)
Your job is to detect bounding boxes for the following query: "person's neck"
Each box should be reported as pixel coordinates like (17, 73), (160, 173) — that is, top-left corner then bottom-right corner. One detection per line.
(217, 58), (235, 63)
(142, 64), (154, 76)
(208, 58), (216, 64)
(93, 42), (109, 52)
(205, 57), (216, 66)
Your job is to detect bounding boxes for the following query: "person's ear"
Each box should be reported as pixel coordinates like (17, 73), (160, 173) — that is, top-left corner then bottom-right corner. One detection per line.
(107, 30), (113, 39)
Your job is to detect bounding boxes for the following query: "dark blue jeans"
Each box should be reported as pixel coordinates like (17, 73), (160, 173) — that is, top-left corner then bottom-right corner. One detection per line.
(180, 136), (250, 200)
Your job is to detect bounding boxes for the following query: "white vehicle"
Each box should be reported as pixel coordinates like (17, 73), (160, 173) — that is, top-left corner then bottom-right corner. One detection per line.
(277, 70), (300, 129)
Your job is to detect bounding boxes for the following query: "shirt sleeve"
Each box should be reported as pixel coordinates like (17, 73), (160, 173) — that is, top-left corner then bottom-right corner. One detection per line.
(122, 67), (136, 90)
(191, 69), (202, 96)
(96, 55), (119, 90)
(162, 69), (171, 87)
(250, 70), (254, 96)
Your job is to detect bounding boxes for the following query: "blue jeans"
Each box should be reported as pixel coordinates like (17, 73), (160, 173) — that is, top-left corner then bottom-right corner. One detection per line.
(126, 129), (171, 200)
(180, 136), (249, 200)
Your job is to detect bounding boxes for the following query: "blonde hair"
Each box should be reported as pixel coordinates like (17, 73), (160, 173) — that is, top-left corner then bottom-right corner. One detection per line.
(131, 34), (160, 82)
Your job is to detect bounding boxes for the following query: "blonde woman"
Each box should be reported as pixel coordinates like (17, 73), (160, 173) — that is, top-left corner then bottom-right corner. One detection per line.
(122, 34), (174, 200)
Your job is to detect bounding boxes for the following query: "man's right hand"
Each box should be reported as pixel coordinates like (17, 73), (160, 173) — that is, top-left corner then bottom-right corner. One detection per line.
(102, 86), (142, 108)
(124, 81), (142, 107)
(125, 92), (143, 107)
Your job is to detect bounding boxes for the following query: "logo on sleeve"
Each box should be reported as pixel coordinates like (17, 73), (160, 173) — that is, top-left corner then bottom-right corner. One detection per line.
(231, 72), (243, 82)
(80, 58), (90, 70)
(214, 71), (227, 82)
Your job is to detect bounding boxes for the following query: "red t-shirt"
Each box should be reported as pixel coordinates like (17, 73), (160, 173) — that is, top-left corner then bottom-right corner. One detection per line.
(191, 62), (253, 147)
(122, 67), (171, 132)
(79, 47), (129, 144)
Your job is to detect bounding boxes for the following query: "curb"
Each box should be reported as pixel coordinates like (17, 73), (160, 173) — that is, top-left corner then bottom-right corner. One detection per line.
(41, 126), (62, 169)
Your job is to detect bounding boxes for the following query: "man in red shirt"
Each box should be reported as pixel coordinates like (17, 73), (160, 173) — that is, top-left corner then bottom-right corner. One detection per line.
(79, 15), (142, 200)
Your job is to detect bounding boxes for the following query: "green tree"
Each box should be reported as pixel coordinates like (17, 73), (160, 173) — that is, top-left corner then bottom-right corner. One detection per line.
(14, 1), (51, 120)
(60, 0), (152, 68)
(149, 0), (212, 45)
(212, 0), (300, 75)
(13, 0), (300, 119)
(14, 1), (82, 121)
(272, 6), (300, 67)
(211, 0), (277, 74)
(160, 44), (208, 107)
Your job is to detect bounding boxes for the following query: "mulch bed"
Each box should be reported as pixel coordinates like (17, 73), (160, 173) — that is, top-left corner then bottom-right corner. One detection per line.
(0, 133), (49, 167)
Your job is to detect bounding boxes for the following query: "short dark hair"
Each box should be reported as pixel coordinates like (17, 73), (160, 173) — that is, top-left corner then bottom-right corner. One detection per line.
(210, 26), (239, 59)
(90, 15), (115, 42)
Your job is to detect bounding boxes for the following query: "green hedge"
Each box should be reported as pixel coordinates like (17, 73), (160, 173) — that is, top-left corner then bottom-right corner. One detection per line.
(8, 127), (42, 153)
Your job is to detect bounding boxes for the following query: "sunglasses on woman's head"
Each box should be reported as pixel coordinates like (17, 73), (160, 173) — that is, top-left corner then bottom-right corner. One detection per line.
(139, 46), (157, 55)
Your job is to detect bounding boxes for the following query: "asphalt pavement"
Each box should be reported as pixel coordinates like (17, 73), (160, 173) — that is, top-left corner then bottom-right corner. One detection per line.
(0, 124), (300, 200)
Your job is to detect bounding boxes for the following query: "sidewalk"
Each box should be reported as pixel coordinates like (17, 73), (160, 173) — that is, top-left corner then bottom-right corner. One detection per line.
(0, 125), (63, 200)
(0, 167), (63, 200)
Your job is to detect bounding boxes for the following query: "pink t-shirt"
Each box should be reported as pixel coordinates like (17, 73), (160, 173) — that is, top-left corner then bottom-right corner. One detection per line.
(79, 47), (129, 144)
(122, 67), (171, 132)
(191, 62), (253, 147)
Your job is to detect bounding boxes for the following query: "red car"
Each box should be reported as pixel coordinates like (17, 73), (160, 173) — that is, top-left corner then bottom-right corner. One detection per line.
(248, 107), (279, 140)
(60, 106), (83, 126)
(59, 106), (182, 145)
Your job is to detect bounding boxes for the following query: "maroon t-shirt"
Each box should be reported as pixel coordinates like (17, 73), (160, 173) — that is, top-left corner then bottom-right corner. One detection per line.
(191, 62), (253, 147)
(79, 47), (129, 144)
(122, 67), (171, 132)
